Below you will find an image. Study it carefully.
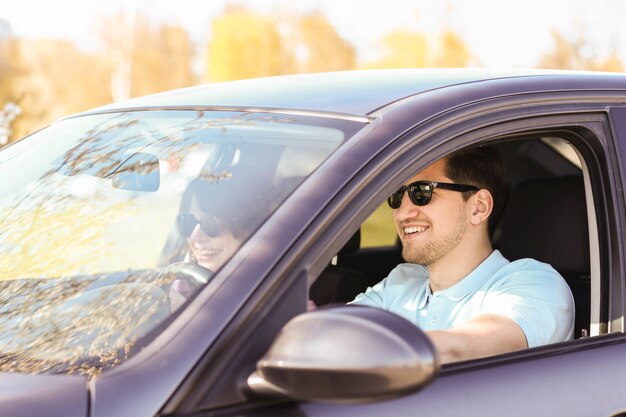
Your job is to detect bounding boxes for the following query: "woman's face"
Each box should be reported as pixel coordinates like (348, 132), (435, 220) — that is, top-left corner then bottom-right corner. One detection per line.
(185, 199), (240, 272)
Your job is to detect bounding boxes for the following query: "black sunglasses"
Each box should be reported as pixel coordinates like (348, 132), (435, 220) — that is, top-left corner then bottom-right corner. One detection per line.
(387, 181), (478, 209)
(177, 213), (222, 238)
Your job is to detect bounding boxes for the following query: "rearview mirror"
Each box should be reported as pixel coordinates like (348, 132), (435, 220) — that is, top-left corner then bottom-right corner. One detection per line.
(247, 305), (439, 403)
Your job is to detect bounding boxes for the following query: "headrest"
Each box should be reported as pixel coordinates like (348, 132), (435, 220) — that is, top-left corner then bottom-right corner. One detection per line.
(498, 176), (589, 275)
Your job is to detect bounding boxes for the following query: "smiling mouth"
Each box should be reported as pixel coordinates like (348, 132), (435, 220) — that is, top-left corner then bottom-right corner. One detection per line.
(197, 249), (221, 257)
(403, 226), (429, 236)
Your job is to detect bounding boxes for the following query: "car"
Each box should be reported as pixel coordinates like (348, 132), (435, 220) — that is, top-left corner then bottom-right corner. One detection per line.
(2, 68), (626, 416)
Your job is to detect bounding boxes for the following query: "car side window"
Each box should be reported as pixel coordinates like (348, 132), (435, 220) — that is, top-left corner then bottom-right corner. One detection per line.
(309, 134), (599, 363)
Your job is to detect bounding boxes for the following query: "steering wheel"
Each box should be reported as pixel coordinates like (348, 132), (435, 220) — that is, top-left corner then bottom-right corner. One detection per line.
(156, 262), (213, 311)
(157, 262), (212, 285)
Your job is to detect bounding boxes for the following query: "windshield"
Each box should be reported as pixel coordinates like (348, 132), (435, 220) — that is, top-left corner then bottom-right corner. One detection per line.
(0, 110), (364, 377)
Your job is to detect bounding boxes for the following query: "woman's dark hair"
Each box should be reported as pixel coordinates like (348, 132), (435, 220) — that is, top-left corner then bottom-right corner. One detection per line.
(179, 178), (236, 235)
(161, 166), (274, 266)
(443, 145), (507, 236)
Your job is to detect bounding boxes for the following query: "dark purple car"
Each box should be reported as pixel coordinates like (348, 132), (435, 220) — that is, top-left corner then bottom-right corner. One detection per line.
(2, 69), (626, 416)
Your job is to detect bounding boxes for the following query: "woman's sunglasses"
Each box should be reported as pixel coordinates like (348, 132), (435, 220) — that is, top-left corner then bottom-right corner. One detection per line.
(177, 213), (222, 238)
(387, 181), (478, 209)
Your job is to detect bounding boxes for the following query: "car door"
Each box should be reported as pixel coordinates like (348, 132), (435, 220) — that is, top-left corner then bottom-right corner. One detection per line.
(291, 101), (626, 417)
(162, 90), (626, 417)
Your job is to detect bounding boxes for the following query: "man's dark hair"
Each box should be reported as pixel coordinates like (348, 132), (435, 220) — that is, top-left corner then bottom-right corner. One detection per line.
(443, 145), (507, 236)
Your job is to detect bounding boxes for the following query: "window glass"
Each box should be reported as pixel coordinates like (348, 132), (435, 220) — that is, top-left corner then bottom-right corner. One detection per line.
(0, 110), (365, 377)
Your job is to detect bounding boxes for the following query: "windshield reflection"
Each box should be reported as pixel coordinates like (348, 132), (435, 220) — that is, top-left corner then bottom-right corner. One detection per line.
(0, 110), (360, 377)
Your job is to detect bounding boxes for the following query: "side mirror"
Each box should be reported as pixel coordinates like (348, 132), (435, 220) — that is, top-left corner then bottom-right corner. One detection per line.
(111, 152), (160, 192)
(247, 305), (439, 403)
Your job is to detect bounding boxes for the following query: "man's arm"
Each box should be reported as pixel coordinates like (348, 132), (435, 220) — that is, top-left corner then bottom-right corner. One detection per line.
(426, 314), (528, 364)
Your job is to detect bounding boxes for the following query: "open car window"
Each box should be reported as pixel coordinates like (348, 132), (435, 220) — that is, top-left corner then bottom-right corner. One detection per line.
(310, 134), (595, 360)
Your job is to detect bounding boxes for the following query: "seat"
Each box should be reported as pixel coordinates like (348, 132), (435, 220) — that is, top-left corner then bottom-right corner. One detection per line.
(498, 176), (590, 338)
(309, 229), (370, 306)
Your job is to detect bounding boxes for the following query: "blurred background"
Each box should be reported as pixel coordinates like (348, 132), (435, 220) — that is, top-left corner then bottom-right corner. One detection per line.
(0, 0), (625, 147)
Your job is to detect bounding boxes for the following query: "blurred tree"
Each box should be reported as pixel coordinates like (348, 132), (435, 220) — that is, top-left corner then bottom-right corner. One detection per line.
(104, 13), (197, 100)
(158, 26), (197, 86)
(0, 36), (22, 145)
(207, 6), (285, 82)
(593, 52), (625, 72)
(10, 39), (111, 141)
(539, 29), (624, 71)
(292, 12), (355, 73)
(435, 31), (472, 67)
(0, 102), (21, 146)
(363, 28), (471, 69)
(130, 21), (196, 97)
(108, 3), (137, 102)
(5, 14), (196, 144)
(130, 20), (196, 97)
(0, 36), (20, 104)
(366, 29), (429, 68)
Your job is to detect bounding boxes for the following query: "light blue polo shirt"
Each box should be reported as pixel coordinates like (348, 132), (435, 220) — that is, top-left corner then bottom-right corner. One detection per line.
(351, 250), (574, 348)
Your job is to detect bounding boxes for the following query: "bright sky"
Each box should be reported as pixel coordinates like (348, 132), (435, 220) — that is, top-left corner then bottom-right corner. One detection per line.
(0, 0), (625, 68)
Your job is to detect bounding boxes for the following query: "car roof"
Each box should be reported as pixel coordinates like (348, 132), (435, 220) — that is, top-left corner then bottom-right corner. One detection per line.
(89, 68), (626, 117)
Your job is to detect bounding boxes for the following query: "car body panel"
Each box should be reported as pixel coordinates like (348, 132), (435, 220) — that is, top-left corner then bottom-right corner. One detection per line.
(227, 336), (626, 417)
(86, 69), (528, 116)
(82, 69), (626, 117)
(608, 106), (626, 333)
(3, 69), (626, 416)
(0, 373), (87, 417)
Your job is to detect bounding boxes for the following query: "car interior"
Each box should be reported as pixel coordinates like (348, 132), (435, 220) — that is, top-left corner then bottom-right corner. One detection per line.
(309, 136), (592, 342)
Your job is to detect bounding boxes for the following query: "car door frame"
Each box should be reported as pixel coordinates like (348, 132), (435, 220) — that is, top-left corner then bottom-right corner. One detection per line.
(278, 96), (626, 416)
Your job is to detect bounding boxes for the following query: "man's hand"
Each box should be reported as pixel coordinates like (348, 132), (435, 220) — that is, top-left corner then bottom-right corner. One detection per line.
(426, 314), (527, 364)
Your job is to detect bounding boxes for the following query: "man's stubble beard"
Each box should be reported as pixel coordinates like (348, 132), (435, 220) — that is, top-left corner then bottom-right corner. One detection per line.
(401, 212), (468, 266)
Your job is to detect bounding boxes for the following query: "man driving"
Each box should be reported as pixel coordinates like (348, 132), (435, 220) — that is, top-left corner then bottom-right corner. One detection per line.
(352, 146), (575, 363)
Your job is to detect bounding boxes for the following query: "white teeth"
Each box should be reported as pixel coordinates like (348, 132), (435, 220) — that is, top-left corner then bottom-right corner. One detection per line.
(199, 249), (220, 256)
(404, 226), (427, 234)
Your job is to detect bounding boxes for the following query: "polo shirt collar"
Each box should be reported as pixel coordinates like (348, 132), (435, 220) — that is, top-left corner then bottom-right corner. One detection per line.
(425, 250), (509, 302)
(414, 276), (431, 309)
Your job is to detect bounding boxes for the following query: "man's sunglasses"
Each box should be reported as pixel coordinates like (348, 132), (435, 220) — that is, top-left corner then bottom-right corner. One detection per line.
(387, 181), (478, 209)
(177, 213), (222, 238)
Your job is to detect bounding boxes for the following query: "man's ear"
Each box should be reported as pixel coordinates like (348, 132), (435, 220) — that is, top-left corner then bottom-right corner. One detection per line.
(469, 189), (493, 226)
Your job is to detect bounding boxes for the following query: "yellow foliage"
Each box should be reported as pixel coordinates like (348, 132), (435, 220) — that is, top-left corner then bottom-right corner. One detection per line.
(539, 29), (625, 71)
(208, 8), (284, 82)
(10, 38), (112, 140)
(0, 197), (133, 280)
(436, 32), (472, 68)
(5, 17), (197, 142)
(365, 29), (429, 69)
(129, 20), (197, 96)
(362, 28), (471, 69)
(590, 52), (625, 72)
(0, 37), (21, 107)
(294, 12), (355, 73)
